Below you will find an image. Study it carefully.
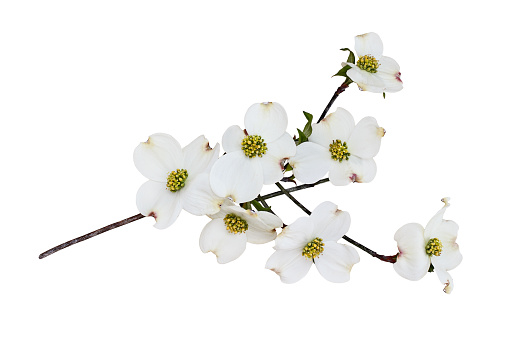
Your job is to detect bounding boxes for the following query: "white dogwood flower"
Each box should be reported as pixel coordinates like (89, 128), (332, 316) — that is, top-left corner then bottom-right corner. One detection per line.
(199, 200), (283, 264)
(209, 102), (296, 203)
(266, 201), (360, 283)
(393, 198), (462, 293)
(289, 107), (384, 185)
(345, 32), (403, 93)
(134, 133), (223, 229)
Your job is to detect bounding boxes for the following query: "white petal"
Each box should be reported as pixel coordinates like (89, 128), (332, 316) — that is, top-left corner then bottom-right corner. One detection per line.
(314, 242), (360, 283)
(136, 180), (182, 229)
(182, 135), (219, 175)
(133, 133), (183, 182)
(347, 116), (383, 159)
(274, 217), (314, 251)
(435, 269), (454, 294)
(181, 173), (223, 216)
(346, 66), (385, 93)
(393, 223), (430, 281)
(328, 160), (353, 186)
(255, 210), (284, 230)
(348, 156), (377, 183)
(430, 222), (462, 271)
(290, 142), (331, 184)
(222, 125), (245, 153)
(244, 211), (281, 244)
(209, 152), (264, 203)
(309, 108), (355, 148)
(354, 32), (383, 59)
(424, 199), (451, 239)
(246, 227), (277, 244)
(244, 102), (288, 142)
(258, 133), (295, 184)
(266, 132), (296, 159)
(310, 202), (350, 242)
(265, 249), (312, 284)
(199, 219), (247, 264)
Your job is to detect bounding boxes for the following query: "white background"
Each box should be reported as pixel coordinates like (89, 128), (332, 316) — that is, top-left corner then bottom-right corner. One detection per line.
(1, 1), (507, 338)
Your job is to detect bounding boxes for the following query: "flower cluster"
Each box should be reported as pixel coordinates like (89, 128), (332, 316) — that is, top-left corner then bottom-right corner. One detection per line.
(39, 32), (461, 295)
(129, 33), (462, 293)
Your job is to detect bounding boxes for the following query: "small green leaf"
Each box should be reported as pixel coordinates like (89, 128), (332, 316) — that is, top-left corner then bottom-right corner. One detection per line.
(296, 128), (308, 145)
(251, 200), (272, 212)
(383, 92), (386, 99)
(333, 64), (351, 77)
(340, 47), (355, 64)
(302, 111), (313, 138)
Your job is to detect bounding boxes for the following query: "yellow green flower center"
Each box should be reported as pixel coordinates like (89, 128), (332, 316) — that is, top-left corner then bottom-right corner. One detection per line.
(224, 213), (249, 234)
(426, 238), (443, 257)
(329, 139), (350, 162)
(241, 135), (267, 158)
(302, 237), (324, 260)
(357, 55), (379, 73)
(166, 169), (188, 192)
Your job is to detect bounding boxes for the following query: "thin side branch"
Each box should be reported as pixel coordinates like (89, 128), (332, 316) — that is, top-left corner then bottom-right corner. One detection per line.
(39, 213), (145, 259)
(275, 182), (311, 215)
(317, 78), (352, 123)
(257, 178), (329, 201)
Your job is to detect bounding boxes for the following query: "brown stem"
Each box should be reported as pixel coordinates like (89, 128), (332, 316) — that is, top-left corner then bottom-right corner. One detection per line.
(317, 78), (352, 123)
(39, 213), (145, 259)
(257, 178), (329, 201)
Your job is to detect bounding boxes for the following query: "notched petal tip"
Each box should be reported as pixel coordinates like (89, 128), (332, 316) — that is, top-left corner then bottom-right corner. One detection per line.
(441, 197), (451, 207)
(148, 211), (157, 220)
(443, 280), (452, 294)
(377, 127), (386, 137)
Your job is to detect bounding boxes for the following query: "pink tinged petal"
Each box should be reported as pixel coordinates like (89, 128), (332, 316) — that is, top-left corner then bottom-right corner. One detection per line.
(348, 156), (377, 183)
(346, 67), (386, 93)
(310, 202), (351, 242)
(274, 217), (315, 251)
(314, 242), (360, 283)
(354, 32), (383, 59)
(222, 125), (245, 153)
(209, 152), (263, 203)
(265, 249), (312, 284)
(347, 116), (383, 159)
(309, 108), (355, 148)
(133, 133), (184, 182)
(182, 135), (219, 175)
(435, 269), (454, 294)
(393, 223), (430, 281)
(328, 160), (353, 186)
(181, 173), (223, 216)
(244, 102), (288, 142)
(290, 142), (331, 184)
(377, 56), (403, 93)
(199, 219), (247, 264)
(136, 180), (182, 229)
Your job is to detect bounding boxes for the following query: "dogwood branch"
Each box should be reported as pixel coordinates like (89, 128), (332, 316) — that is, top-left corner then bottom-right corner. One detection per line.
(39, 213), (145, 259)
